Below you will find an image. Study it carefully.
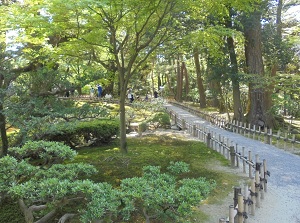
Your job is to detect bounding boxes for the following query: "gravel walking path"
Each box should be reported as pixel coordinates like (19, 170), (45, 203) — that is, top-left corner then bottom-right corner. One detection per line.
(165, 103), (300, 223)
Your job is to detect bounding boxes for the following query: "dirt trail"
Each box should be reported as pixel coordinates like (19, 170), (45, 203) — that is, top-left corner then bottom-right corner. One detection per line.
(165, 103), (300, 223)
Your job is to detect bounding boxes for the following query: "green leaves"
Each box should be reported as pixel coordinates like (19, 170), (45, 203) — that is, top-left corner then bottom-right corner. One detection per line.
(1, 143), (215, 223)
(120, 162), (215, 221)
(9, 140), (77, 164)
(80, 182), (121, 223)
(0, 156), (37, 194)
(35, 163), (98, 180)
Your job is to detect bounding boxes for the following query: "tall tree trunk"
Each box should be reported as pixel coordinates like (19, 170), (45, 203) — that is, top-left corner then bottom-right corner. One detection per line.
(206, 61), (225, 112)
(182, 61), (189, 99)
(119, 70), (128, 154)
(165, 59), (176, 98)
(150, 61), (155, 96)
(276, 0), (283, 40)
(193, 48), (206, 108)
(176, 55), (183, 102)
(0, 102), (8, 157)
(0, 71), (8, 157)
(244, 9), (274, 128)
(226, 7), (242, 121)
(157, 74), (162, 91)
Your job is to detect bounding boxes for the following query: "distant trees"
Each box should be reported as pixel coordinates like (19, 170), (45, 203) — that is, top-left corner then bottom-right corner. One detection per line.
(0, 0), (299, 155)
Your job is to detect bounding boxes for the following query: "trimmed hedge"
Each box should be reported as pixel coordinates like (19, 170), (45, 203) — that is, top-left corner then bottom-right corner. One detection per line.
(148, 112), (171, 128)
(40, 119), (119, 147)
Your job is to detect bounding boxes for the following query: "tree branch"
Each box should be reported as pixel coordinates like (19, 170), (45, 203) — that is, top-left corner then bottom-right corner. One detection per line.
(58, 213), (77, 223)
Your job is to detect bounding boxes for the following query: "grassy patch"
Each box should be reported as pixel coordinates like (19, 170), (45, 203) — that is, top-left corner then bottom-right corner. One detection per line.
(0, 198), (25, 223)
(71, 134), (240, 222)
(1, 135), (240, 223)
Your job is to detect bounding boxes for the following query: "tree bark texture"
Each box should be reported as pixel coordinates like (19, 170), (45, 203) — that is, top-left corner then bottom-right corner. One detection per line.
(226, 8), (242, 121)
(227, 35), (242, 121)
(244, 10), (274, 128)
(193, 48), (206, 108)
(176, 56), (183, 102)
(0, 99), (8, 157)
(181, 61), (189, 99)
(119, 72), (128, 154)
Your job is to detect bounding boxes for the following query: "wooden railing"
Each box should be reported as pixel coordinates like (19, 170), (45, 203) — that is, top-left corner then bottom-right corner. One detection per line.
(170, 101), (300, 151)
(166, 107), (270, 223)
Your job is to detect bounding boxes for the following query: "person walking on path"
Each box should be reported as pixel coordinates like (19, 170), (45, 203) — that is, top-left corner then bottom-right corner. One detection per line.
(127, 88), (133, 103)
(154, 90), (158, 98)
(97, 84), (102, 98)
(90, 87), (95, 98)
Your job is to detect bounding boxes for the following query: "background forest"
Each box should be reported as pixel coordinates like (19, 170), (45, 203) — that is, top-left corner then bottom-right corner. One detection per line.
(1, 0), (299, 154)
(0, 0), (299, 222)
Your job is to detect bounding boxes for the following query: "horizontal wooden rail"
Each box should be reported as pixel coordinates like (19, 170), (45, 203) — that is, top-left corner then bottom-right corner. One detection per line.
(166, 106), (270, 223)
(169, 101), (300, 151)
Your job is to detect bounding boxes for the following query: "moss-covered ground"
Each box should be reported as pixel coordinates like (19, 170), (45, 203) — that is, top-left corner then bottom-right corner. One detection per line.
(0, 133), (242, 223)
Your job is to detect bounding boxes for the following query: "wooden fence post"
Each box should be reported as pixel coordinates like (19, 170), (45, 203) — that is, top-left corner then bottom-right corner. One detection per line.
(243, 184), (249, 223)
(206, 133), (211, 148)
(248, 151), (253, 178)
(277, 130), (280, 148)
(229, 205), (235, 223)
(236, 144), (239, 168)
(264, 128), (268, 144)
(182, 119), (186, 130)
(192, 124), (196, 137)
(292, 134), (296, 150)
(284, 132), (288, 149)
(250, 177), (256, 215)
(219, 134), (222, 153)
(248, 123), (251, 138)
(255, 163), (261, 208)
(227, 138), (230, 159)
(174, 114), (177, 125)
(258, 126), (261, 141)
(234, 187), (241, 207)
(242, 147), (246, 173)
(222, 136), (226, 156)
(229, 146), (235, 167)
(263, 159), (268, 192)
(238, 193), (244, 223)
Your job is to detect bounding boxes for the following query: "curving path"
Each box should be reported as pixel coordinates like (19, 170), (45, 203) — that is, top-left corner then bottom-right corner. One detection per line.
(165, 103), (300, 223)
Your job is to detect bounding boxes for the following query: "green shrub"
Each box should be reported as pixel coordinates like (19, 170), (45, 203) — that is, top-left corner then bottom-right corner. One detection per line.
(40, 119), (120, 147)
(148, 112), (171, 128)
(139, 122), (148, 132)
(120, 162), (216, 222)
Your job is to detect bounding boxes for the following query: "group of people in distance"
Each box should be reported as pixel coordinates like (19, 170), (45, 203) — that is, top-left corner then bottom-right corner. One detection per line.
(90, 84), (103, 98)
(89, 84), (160, 102)
(127, 88), (159, 103)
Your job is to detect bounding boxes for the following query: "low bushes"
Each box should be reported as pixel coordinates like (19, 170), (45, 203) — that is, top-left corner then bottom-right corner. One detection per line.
(38, 119), (120, 147)
(147, 112), (171, 129)
(0, 140), (216, 223)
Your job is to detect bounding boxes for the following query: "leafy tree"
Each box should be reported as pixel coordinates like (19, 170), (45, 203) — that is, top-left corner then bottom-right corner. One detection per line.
(63, 0), (180, 153)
